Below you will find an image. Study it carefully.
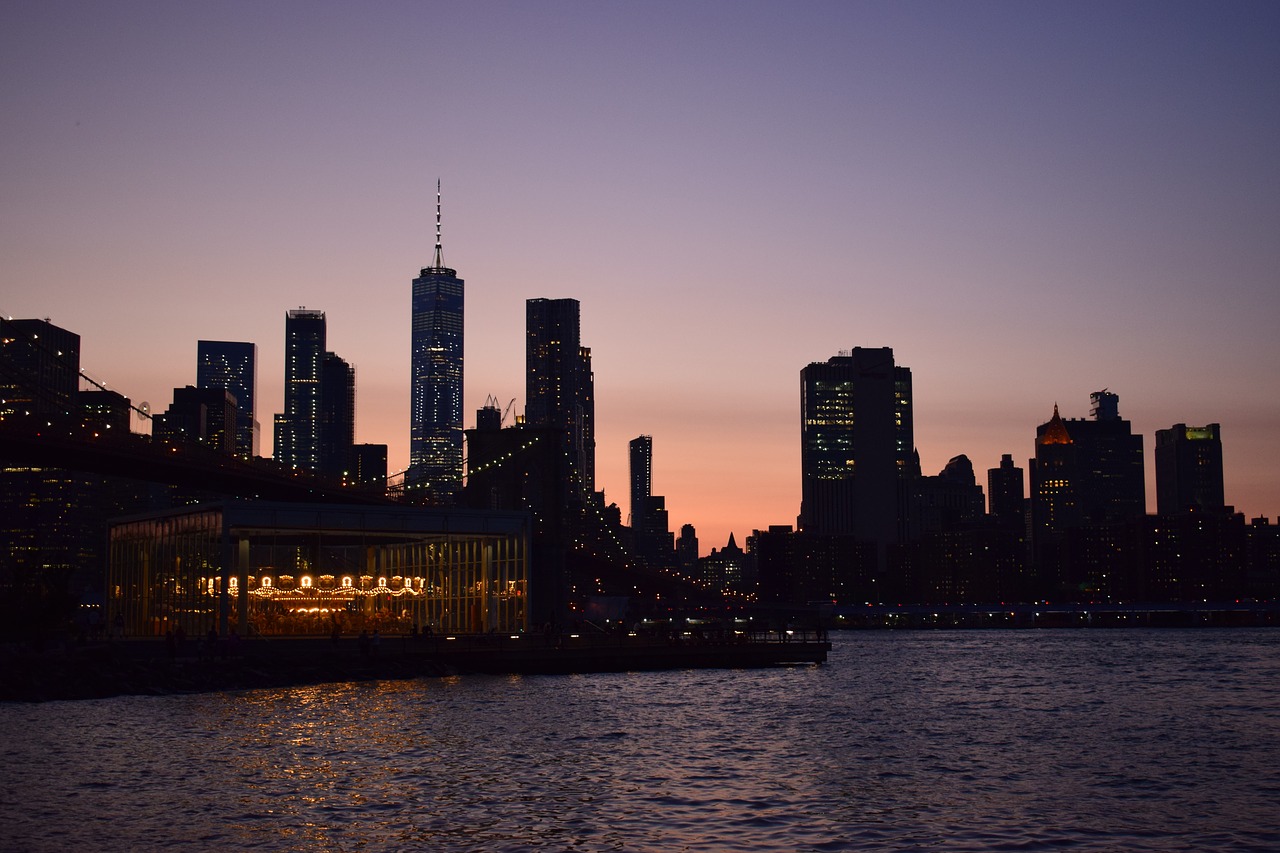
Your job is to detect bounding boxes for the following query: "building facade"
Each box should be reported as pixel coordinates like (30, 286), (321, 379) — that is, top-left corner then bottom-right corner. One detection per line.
(197, 340), (259, 457)
(1155, 423), (1224, 515)
(799, 347), (915, 569)
(153, 385), (237, 455)
(273, 309), (327, 471)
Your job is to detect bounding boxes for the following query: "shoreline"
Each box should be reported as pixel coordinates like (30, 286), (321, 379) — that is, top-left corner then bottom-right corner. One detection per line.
(0, 633), (831, 703)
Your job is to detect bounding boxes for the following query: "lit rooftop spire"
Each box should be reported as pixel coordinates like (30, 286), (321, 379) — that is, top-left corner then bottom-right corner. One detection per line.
(432, 179), (446, 270)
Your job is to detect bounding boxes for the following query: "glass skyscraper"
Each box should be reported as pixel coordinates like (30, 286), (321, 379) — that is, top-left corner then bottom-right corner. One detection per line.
(408, 183), (464, 501)
(273, 309), (326, 471)
(197, 340), (259, 457)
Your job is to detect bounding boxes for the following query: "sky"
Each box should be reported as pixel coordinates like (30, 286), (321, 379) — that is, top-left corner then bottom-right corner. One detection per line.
(3, 1), (1278, 554)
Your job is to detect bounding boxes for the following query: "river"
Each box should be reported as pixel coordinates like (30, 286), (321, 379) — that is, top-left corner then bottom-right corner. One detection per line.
(3, 629), (1278, 851)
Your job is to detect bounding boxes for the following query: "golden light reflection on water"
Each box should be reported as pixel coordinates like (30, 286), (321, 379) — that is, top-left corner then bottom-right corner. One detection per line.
(3, 632), (1280, 851)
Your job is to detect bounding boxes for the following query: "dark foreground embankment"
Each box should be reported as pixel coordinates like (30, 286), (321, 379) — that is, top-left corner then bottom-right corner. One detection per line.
(1, 633), (831, 702)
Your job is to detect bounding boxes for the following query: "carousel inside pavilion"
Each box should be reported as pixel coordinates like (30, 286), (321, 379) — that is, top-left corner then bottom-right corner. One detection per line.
(107, 501), (530, 638)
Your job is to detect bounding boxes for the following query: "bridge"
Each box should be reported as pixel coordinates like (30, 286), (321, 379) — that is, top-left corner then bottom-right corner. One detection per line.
(0, 411), (397, 505)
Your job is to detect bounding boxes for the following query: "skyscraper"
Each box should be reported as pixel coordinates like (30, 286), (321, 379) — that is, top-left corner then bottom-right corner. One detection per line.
(630, 434), (652, 526)
(408, 181), (464, 501)
(318, 352), (355, 480)
(1155, 423), (1224, 515)
(525, 297), (595, 498)
(799, 347), (915, 566)
(629, 434), (673, 566)
(273, 308), (326, 471)
(197, 340), (259, 457)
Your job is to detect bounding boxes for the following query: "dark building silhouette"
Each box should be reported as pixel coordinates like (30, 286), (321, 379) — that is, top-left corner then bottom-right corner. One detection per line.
(1247, 517), (1280, 600)
(799, 347), (915, 571)
(153, 385), (237, 455)
(318, 352), (355, 480)
(700, 533), (747, 592)
(629, 435), (673, 568)
(408, 182), (464, 501)
(0, 319), (155, 637)
(630, 435), (652, 526)
(274, 308), (326, 471)
(987, 453), (1025, 526)
(197, 340), (259, 457)
(1155, 423), (1224, 515)
(676, 523), (699, 577)
(463, 404), (571, 627)
(352, 443), (388, 491)
(755, 526), (877, 606)
(0, 317), (79, 417)
(80, 389), (133, 434)
(525, 297), (595, 498)
(1029, 391), (1146, 599)
(912, 454), (985, 538)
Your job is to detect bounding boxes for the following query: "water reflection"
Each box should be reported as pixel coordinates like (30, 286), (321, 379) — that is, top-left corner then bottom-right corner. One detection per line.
(3, 630), (1280, 851)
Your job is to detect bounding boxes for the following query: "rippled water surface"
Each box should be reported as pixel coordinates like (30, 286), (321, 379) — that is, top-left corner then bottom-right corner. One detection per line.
(4, 630), (1280, 851)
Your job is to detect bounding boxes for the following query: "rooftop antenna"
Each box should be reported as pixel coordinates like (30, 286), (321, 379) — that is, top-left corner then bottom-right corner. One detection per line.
(432, 179), (446, 270)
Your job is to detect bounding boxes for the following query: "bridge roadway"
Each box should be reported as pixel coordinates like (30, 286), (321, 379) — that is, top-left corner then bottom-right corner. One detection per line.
(0, 412), (394, 505)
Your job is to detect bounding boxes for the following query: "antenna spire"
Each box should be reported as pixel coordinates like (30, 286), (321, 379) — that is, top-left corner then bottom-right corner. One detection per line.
(432, 179), (446, 269)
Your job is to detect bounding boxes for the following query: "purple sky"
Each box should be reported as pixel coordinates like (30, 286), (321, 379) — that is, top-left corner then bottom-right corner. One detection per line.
(3, 1), (1278, 553)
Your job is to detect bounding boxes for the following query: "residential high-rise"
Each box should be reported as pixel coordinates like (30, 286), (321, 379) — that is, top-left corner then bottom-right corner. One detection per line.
(408, 181), (464, 501)
(630, 435), (653, 526)
(525, 297), (595, 497)
(197, 340), (259, 457)
(273, 308), (326, 471)
(799, 347), (915, 567)
(628, 434), (673, 567)
(1155, 423), (1224, 515)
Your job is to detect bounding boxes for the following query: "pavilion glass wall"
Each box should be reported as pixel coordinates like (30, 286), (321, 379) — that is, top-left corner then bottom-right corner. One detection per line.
(109, 511), (527, 637)
(107, 509), (223, 638)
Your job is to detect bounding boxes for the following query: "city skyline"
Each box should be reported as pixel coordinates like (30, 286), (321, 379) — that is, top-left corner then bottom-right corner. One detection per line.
(2, 2), (1278, 552)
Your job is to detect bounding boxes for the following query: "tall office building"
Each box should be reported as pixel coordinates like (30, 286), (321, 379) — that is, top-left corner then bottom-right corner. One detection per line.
(1155, 423), (1224, 515)
(799, 348), (915, 566)
(319, 352), (355, 480)
(273, 308), (326, 471)
(525, 297), (595, 497)
(408, 182), (464, 501)
(197, 340), (259, 457)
